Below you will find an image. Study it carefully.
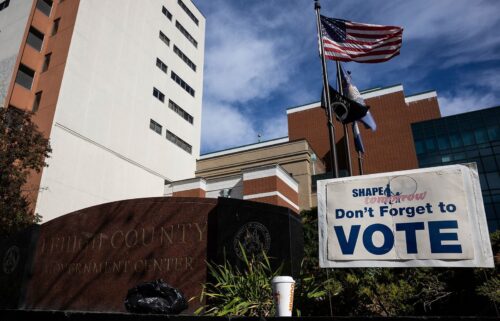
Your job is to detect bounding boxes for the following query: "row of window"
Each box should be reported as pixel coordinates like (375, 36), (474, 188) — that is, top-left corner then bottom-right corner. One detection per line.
(153, 65), (195, 98)
(156, 58), (168, 73)
(15, 0), (61, 92)
(36, 0), (53, 16)
(161, 6), (172, 20)
(164, 2), (199, 27)
(150, 119), (162, 134)
(171, 71), (195, 97)
(175, 21), (198, 48)
(166, 130), (192, 154)
(149, 119), (192, 154)
(159, 30), (170, 46)
(152, 87), (194, 125)
(177, 0), (199, 26)
(173, 45), (196, 71)
(158, 31), (196, 74)
(0, 0), (10, 11)
(414, 125), (500, 155)
(168, 99), (193, 124)
(153, 87), (165, 102)
(162, 4), (198, 48)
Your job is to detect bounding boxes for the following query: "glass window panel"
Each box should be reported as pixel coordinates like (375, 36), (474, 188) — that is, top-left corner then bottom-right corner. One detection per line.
(15, 64), (35, 89)
(482, 156), (497, 172)
(466, 150), (479, 158)
(486, 172), (500, 189)
(27, 27), (44, 51)
(472, 159), (484, 173)
(492, 192), (500, 203)
(441, 155), (452, 163)
(474, 128), (488, 143)
(487, 125), (500, 141)
(36, 0), (52, 16)
(479, 174), (489, 189)
(487, 220), (498, 233)
(484, 203), (495, 219)
(479, 147), (493, 156)
(425, 138), (436, 152)
(462, 131), (475, 146)
(437, 137), (450, 150)
(452, 153), (466, 161)
(449, 134), (463, 148)
(494, 204), (500, 218)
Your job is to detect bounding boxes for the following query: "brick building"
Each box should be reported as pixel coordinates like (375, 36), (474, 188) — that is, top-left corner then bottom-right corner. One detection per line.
(166, 84), (441, 212)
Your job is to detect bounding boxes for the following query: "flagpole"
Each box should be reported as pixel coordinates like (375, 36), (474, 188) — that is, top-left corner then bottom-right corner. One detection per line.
(336, 63), (353, 177)
(314, 0), (339, 179)
(358, 151), (364, 175)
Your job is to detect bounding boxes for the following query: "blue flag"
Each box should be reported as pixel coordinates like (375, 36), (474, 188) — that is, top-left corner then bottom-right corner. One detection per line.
(352, 121), (365, 153)
(340, 65), (377, 131)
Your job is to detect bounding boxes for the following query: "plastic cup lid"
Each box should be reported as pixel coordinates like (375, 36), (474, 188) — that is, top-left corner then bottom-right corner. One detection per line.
(271, 276), (295, 283)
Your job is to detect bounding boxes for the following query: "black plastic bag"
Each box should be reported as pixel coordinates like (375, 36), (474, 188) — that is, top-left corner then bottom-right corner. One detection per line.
(124, 279), (188, 314)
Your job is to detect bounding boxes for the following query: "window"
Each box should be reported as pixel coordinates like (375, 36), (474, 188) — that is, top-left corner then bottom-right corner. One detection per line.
(437, 136), (450, 150)
(173, 45), (196, 71)
(36, 0), (53, 16)
(15, 64), (35, 90)
(166, 130), (192, 154)
(449, 134), (463, 148)
(149, 119), (162, 135)
(33, 91), (42, 112)
(52, 18), (60, 36)
(168, 99), (193, 124)
(153, 87), (165, 102)
(159, 31), (170, 46)
(177, 0), (199, 26)
(175, 21), (197, 48)
(27, 27), (44, 51)
(171, 71), (195, 97)
(42, 53), (51, 72)
(474, 128), (488, 144)
(0, 0), (10, 11)
(156, 58), (167, 73)
(162, 6), (172, 20)
(462, 131), (475, 146)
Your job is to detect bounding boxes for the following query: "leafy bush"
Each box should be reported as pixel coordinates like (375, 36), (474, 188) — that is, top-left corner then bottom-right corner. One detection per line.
(196, 247), (282, 317)
(197, 208), (499, 317)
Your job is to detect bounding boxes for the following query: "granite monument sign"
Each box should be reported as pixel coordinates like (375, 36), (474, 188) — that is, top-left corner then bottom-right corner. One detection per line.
(0, 197), (303, 313)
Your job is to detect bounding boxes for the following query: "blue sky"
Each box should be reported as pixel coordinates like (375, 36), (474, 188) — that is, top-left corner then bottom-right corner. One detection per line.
(192, 0), (500, 154)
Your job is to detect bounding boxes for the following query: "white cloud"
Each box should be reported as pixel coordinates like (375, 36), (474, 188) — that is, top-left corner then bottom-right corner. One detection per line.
(260, 115), (288, 141)
(438, 90), (498, 116)
(203, 4), (299, 105)
(200, 100), (257, 153)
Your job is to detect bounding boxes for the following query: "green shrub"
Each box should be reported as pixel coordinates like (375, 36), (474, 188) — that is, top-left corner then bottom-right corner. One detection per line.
(196, 247), (282, 317)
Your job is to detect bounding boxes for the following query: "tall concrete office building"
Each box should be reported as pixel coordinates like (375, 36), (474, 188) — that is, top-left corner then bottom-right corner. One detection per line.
(0, 0), (205, 221)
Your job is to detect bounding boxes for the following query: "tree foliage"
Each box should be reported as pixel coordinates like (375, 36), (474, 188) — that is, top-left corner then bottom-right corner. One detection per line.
(0, 107), (51, 237)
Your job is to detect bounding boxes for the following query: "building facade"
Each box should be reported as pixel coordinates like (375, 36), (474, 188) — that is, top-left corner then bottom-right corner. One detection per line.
(287, 85), (441, 176)
(412, 106), (500, 231)
(1, 0), (205, 221)
(182, 84), (441, 212)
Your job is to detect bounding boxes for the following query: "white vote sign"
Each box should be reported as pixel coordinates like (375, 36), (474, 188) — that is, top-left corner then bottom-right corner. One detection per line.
(317, 164), (494, 268)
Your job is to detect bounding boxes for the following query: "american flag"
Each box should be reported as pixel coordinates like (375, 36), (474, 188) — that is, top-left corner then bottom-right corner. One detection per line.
(320, 15), (403, 63)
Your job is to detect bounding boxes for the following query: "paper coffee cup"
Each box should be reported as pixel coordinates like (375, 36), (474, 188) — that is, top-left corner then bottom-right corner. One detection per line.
(271, 276), (295, 317)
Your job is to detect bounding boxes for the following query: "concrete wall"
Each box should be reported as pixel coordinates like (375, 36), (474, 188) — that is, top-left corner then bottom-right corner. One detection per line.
(196, 139), (320, 210)
(34, 0), (205, 220)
